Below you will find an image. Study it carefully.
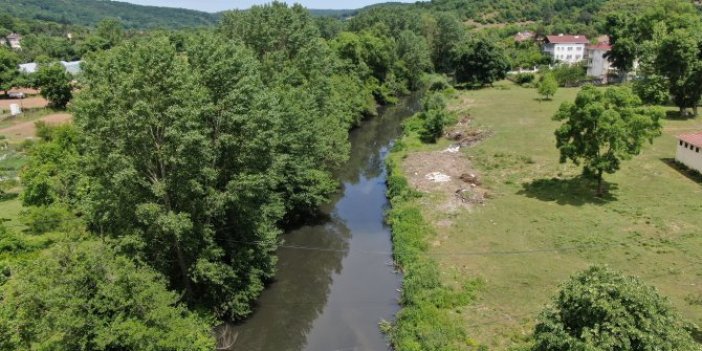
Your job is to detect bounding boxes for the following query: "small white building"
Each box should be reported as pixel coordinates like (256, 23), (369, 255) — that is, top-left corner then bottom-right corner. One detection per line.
(676, 131), (702, 174)
(587, 42), (612, 83)
(5, 33), (21, 50)
(543, 34), (589, 64)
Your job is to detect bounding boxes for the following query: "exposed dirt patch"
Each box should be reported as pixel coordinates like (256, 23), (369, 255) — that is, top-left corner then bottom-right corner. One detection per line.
(0, 113), (72, 141)
(401, 117), (492, 211)
(445, 116), (492, 148)
(402, 149), (488, 211)
(0, 97), (49, 110)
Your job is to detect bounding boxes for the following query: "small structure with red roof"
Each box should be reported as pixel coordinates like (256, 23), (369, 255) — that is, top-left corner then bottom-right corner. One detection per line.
(586, 36), (613, 83)
(543, 34), (589, 64)
(514, 31), (535, 43)
(676, 131), (702, 173)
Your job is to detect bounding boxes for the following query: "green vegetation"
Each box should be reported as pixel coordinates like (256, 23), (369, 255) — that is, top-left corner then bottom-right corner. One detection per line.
(393, 82), (702, 349)
(33, 62), (73, 108)
(553, 85), (663, 194)
(604, 0), (702, 116)
(0, 239), (214, 351)
(386, 118), (482, 351)
(453, 37), (510, 86)
(533, 266), (698, 351)
(538, 73), (558, 100)
(0, 0), (217, 29)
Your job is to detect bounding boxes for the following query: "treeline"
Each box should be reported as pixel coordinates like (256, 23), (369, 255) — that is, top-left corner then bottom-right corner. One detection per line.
(0, 0), (218, 29)
(604, 0), (702, 116)
(0, 2), (449, 349)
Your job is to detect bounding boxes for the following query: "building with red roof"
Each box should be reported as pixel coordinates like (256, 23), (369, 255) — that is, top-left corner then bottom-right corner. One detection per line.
(676, 131), (702, 173)
(543, 34), (589, 64)
(587, 39), (613, 83)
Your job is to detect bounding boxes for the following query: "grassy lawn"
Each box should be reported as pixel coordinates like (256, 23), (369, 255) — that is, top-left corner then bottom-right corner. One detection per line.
(404, 82), (702, 349)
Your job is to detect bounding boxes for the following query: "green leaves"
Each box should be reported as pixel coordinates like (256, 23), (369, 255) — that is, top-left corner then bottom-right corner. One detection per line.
(533, 266), (698, 351)
(453, 38), (510, 86)
(33, 61), (73, 109)
(553, 86), (662, 193)
(0, 240), (215, 351)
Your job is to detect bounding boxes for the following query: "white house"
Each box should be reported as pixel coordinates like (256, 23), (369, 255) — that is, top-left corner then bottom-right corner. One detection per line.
(676, 131), (702, 174)
(543, 34), (589, 64)
(586, 42), (612, 83)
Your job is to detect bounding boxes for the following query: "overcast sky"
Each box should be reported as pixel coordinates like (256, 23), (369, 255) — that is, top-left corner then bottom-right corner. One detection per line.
(121, 0), (419, 12)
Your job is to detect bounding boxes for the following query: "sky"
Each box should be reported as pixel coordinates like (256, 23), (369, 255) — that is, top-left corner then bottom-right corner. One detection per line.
(121, 0), (419, 12)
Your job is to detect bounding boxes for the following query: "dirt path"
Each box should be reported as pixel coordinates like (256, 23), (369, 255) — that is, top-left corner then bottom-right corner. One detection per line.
(0, 113), (73, 141)
(0, 97), (48, 110)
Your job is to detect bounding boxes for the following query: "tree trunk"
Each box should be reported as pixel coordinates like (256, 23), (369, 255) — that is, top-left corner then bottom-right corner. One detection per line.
(174, 240), (194, 298)
(694, 105), (698, 117)
(596, 170), (604, 197)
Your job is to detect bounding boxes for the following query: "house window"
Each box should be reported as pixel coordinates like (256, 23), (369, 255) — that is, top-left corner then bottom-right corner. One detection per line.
(567, 55), (572, 59)
(576, 55), (581, 60)
(568, 47), (573, 51)
(680, 140), (684, 146)
(697, 147), (700, 153)
(577, 46), (582, 51)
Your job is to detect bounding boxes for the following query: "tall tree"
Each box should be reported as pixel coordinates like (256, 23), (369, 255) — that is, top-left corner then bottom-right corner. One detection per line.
(538, 73), (558, 100)
(553, 86), (663, 195)
(453, 38), (509, 86)
(73, 35), (284, 320)
(396, 30), (433, 90)
(432, 13), (463, 73)
(0, 240), (215, 351)
(533, 266), (698, 351)
(0, 47), (18, 94)
(656, 29), (702, 116)
(34, 62), (73, 109)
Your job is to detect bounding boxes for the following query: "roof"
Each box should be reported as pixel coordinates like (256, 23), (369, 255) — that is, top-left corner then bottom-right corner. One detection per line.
(6, 33), (21, 40)
(679, 131), (702, 148)
(18, 63), (37, 74)
(589, 43), (612, 51)
(546, 34), (589, 44)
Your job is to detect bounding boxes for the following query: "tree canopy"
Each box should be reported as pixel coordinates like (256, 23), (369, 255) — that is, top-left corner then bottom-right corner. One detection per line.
(533, 266), (698, 351)
(0, 240), (214, 351)
(453, 38), (510, 86)
(553, 85), (663, 194)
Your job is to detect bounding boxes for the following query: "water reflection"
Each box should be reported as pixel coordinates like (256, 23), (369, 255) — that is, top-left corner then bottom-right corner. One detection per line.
(218, 95), (420, 351)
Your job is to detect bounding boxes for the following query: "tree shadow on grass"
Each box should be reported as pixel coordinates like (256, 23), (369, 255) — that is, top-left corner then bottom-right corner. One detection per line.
(661, 158), (702, 184)
(517, 176), (618, 206)
(665, 110), (697, 121)
(0, 192), (18, 202)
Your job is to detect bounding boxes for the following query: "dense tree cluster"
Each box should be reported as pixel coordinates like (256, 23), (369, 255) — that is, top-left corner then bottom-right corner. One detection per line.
(604, 0), (702, 116)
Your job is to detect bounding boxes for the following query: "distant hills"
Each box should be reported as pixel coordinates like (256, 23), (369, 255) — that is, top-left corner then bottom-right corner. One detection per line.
(0, 0), (415, 29)
(0, 0), (218, 29)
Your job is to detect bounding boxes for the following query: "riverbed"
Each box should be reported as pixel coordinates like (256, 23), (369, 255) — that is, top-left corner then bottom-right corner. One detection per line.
(217, 95), (420, 351)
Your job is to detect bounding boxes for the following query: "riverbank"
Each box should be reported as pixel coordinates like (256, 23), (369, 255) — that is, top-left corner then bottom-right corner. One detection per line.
(387, 81), (702, 350)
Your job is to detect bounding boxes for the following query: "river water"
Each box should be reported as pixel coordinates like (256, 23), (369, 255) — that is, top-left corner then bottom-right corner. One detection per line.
(217, 95), (420, 351)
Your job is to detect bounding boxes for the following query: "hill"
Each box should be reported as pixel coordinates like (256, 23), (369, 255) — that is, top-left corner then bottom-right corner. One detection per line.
(0, 0), (218, 29)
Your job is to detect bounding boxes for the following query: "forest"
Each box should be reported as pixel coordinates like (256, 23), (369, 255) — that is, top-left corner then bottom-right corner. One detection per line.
(1, 0), (702, 350)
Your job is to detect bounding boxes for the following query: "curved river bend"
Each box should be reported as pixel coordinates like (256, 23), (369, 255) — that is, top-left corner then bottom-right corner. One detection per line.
(217, 95), (420, 351)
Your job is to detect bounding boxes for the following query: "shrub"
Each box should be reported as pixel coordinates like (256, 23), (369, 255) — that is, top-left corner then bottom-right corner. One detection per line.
(513, 73), (536, 85)
(532, 266), (698, 351)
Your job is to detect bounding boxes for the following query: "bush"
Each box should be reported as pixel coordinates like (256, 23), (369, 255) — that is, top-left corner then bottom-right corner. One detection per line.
(513, 73), (536, 85)
(532, 266), (698, 351)
(20, 204), (75, 234)
(550, 64), (586, 87)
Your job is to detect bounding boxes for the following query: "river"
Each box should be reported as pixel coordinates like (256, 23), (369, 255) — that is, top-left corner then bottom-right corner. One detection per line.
(216, 95), (421, 351)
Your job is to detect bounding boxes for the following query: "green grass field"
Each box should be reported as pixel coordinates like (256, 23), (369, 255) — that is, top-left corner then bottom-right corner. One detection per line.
(403, 82), (702, 349)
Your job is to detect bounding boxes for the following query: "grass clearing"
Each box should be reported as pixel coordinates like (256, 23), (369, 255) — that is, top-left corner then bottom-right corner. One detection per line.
(398, 82), (702, 349)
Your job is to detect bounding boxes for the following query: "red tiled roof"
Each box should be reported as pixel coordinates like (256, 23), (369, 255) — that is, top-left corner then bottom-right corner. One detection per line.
(589, 43), (612, 51)
(678, 131), (702, 148)
(546, 34), (589, 44)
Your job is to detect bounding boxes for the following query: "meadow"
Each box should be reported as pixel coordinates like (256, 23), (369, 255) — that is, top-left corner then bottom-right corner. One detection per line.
(399, 82), (702, 349)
